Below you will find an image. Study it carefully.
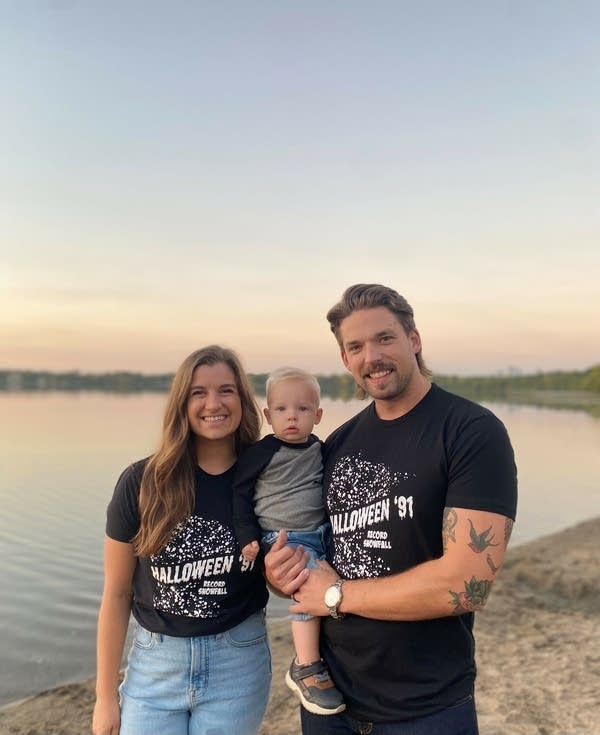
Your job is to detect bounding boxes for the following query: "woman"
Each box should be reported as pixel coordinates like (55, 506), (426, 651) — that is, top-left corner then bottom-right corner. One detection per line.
(93, 346), (271, 735)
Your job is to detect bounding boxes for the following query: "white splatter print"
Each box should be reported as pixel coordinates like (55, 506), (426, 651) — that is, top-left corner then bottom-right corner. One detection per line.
(328, 454), (414, 578)
(150, 517), (236, 617)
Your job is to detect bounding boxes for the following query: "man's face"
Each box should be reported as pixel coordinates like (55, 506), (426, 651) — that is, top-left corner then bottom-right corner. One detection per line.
(338, 306), (421, 402)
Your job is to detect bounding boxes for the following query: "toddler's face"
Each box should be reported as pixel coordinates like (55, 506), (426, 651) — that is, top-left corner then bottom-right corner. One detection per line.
(264, 379), (322, 443)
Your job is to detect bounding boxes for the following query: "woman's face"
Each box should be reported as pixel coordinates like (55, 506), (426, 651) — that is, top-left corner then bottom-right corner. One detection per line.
(186, 362), (242, 445)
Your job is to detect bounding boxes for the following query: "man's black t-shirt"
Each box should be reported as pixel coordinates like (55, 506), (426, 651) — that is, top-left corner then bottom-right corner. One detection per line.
(321, 384), (518, 722)
(106, 459), (268, 636)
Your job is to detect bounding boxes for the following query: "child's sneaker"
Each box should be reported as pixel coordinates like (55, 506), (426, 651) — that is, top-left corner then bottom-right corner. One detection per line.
(285, 658), (346, 715)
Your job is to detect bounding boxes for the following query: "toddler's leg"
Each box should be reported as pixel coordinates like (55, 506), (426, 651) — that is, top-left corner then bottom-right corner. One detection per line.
(291, 617), (321, 664)
(286, 618), (345, 716)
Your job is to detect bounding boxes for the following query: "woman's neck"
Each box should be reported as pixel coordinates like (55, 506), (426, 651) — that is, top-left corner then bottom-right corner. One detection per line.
(195, 438), (237, 475)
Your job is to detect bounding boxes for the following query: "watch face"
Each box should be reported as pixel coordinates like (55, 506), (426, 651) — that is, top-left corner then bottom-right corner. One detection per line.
(325, 585), (341, 607)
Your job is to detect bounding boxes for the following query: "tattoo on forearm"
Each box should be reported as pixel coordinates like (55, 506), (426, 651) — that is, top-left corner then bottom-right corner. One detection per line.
(504, 518), (514, 549)
(442, 508), (458, 550)
(486, 554), (499, 574)
(467, 519), (499, 553)
(449, 576), (492, 614)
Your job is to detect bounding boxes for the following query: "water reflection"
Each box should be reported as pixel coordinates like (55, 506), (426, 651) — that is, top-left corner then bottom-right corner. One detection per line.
(483, 402), (600, 544)
(0, 392), (599, 706)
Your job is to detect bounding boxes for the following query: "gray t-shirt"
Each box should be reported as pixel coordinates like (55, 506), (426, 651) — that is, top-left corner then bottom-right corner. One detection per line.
(232, 434), (326, 549)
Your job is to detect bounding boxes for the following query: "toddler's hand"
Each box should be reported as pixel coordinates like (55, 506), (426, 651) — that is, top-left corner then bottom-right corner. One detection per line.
(242, 540), (259, 562)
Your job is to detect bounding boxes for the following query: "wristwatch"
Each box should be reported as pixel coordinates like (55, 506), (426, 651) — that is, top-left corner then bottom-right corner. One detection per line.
(324, 579), (345, 619)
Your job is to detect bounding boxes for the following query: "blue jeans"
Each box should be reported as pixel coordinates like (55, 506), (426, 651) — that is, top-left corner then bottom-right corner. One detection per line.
(262, 523), (329, 622)
(300, 695), (478, 735)
(119, 609), (271, 735)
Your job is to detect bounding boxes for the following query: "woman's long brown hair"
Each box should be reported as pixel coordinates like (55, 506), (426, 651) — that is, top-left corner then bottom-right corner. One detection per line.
(133, 345), (261, 557)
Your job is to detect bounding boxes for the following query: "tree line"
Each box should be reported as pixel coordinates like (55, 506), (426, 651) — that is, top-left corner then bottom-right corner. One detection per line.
(435, 365), (600, 398)
(1, 365), (599, 398)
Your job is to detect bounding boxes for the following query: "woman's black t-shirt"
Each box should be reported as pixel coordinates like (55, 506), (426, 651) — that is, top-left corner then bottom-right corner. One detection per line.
(106, 459), (268, 636)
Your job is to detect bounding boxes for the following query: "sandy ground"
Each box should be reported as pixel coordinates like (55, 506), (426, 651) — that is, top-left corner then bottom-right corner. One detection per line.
(1, 517), (598, 735)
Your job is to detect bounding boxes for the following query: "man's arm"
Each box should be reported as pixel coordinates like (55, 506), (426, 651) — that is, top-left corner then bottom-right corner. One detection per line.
(285, 507), (513, 620)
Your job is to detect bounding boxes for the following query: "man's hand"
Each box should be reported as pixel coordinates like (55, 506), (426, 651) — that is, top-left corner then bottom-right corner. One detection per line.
(286, 559), (340, 616)
(264, 529), (310, 596)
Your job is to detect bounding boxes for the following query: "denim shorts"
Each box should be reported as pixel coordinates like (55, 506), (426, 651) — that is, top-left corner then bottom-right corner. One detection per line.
(262, 523), (330, 622)
(119, 609), (271, 735)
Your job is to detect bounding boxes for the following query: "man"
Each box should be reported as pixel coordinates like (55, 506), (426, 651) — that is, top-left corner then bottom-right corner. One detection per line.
(265, 283), (517, 735)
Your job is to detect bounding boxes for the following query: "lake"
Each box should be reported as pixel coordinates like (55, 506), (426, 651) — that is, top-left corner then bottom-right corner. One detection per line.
(1, 391), (599, 707)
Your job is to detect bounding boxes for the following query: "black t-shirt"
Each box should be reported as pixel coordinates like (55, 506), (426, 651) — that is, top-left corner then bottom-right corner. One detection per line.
(106, 459), (268, 636)
(321, 384), (518, 722)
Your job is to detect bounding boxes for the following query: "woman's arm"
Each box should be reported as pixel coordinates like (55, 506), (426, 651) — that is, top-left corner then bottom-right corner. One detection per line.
(92, 537), (135, 735)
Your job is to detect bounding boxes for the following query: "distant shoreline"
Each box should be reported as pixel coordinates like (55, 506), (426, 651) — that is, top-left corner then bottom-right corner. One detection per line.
(2, 366), (599, 417)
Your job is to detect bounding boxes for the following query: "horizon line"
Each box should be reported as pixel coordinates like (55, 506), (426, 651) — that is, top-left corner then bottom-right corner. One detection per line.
(1, 364), (598, 379)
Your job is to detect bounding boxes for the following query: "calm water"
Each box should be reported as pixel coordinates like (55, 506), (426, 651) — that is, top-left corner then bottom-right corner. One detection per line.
(1, 392), (599, 706)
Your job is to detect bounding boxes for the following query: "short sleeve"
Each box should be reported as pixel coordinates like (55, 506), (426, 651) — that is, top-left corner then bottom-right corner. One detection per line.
(105, 460), (146, 542)
(446, 413), (518, 520)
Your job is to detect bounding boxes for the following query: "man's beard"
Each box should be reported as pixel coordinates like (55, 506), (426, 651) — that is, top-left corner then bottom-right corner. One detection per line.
(359, 361), (413, 401)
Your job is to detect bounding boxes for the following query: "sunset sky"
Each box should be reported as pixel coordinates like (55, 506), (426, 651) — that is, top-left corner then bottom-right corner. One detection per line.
(2, 2), (599, 376)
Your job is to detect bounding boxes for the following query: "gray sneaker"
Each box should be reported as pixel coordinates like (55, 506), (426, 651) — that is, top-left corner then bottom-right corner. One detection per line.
(285, 658), (346, 715)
